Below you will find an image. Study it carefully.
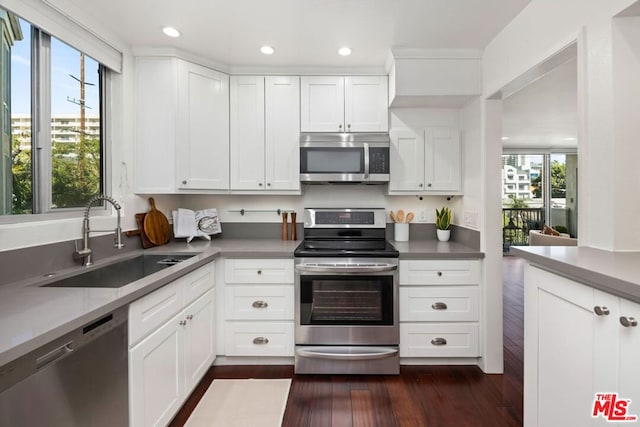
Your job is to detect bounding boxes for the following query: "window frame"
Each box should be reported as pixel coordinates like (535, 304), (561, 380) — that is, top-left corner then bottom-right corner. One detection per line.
(0, 17), (111, 224)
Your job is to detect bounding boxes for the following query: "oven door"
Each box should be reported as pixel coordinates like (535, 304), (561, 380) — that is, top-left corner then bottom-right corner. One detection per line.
(294, 260), (399, 346)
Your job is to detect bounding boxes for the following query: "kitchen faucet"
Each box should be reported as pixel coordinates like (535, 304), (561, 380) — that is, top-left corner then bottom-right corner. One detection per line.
(75, 195), (124, 266)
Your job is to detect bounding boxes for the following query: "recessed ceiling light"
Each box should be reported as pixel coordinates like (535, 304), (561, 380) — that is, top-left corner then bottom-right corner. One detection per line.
(338, 47), (352, 56)
(563, 137), (577, 141)
(501, 136), (510, 140)
(162, 26), (181, 38)
(260, 46), (275, 55)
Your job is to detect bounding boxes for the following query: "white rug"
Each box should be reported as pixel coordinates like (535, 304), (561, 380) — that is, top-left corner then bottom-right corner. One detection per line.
(185, 379), (292, 427)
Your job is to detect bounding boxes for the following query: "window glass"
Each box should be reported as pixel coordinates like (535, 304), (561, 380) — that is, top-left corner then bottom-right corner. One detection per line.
(5, 16), (31, 214)
(50, 37), (101, 209)
(0, 7), (106, 217)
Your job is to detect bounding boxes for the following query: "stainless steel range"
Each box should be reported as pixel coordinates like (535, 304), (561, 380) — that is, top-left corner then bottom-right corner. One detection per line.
(294, 208), (399, 375)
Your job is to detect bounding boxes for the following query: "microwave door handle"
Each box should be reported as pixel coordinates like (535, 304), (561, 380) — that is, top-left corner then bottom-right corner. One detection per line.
(363, 143), (370, 179)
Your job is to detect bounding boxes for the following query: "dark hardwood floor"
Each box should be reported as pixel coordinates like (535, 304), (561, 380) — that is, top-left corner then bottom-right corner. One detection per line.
(169, 256), (525, 427)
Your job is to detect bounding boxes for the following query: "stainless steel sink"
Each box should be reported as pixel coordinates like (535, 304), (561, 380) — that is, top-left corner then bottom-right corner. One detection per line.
(40, 254), (195, 288)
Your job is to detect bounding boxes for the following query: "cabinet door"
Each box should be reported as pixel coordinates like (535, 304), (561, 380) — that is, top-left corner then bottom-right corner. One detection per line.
(134, 57), (177, 193)
(265, 76), (300, 190)
(525, 266), (596, 427)
(129, 313), (184, 427)
(424, 127), (461, 192)
(301, 76), (345, 132)
(344, 76), (388, 132)
(230, 76), (266, 190)
(184, 290), (216, 392)
(389, 129), (425, 191)
(618, 298), (640, 408)
(176, 60), (229, 190)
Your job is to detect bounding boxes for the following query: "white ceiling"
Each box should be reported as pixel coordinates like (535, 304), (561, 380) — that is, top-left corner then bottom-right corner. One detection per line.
(502, 58), (578, 150)
(63, 0), (530, 69)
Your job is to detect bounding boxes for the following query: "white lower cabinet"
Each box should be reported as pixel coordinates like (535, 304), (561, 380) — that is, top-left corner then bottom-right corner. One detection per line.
(222, 258), (294, 358)
(129, 263), (215, 427)
(399, 259), (481, 359)
(524, 264), (640, 427)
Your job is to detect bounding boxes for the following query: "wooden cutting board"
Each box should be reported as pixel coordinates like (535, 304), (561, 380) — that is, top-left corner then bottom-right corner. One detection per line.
(143, 198), (170, 245)
(125, 213), (155, 248)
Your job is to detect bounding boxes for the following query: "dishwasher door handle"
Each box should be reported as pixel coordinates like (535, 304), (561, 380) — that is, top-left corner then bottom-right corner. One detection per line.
(36, 342), (74, 370)
(296, 346), (398, 361)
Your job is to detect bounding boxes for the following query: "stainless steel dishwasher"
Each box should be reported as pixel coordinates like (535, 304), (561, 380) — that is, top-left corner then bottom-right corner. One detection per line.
(0, 305), (128, 427)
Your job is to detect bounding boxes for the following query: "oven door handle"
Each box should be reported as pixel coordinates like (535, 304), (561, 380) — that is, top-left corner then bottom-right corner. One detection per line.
(295, 264), (397, 273)
(296, 346), (398, 361)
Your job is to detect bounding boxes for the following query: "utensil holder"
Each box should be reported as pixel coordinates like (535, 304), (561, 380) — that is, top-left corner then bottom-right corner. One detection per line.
(394, 223), (409, 242)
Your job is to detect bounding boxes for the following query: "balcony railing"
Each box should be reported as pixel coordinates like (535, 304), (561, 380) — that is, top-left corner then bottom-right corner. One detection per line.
(502, 207), (545, 251)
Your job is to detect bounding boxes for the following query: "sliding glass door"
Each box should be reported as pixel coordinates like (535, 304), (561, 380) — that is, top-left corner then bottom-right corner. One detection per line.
(502, 153), (577, 249)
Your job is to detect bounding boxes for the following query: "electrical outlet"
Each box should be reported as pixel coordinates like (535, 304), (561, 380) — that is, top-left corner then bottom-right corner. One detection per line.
(464, 211), (479, 228)
(419, 208), (427, 222)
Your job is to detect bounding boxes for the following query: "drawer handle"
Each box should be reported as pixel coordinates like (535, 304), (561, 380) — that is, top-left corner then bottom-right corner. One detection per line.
(431, 302), (448, 310)
(257, 270), (262, 275)
(253, 337), (270, 345)
(430, 337), (447, 346)
(186, 314), (194, 320)
(594, 306), (610, 316)
(620, 316), (638, 327)
(179, 320), (187, 326)
(437, 271), (443, 277)
(252, 300), (269, 309)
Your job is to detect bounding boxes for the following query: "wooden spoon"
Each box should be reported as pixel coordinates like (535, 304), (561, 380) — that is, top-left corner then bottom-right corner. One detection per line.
(397, 209), (405, 223)
(405, 212), (415, 223)
(390, 211), (398, 223)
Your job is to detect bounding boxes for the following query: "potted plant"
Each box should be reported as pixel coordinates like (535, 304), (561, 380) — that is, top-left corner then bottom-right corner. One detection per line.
(435, 207), (452, 242)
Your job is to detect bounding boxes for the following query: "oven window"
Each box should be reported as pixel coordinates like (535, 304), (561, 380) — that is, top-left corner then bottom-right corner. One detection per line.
(299, 275), (393, 325)
(301, 148), (364, 173)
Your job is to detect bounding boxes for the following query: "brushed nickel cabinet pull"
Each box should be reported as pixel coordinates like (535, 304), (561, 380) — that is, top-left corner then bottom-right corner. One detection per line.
(257, 270), (262, 275)
(186, 314), (193, 320)
(437, 271), (443, 277)
(431, 302), (448, 310)
(620, 316), (638, 327)
(179, 320), (187, 326)
(253, 337), (270, 345)
(430, 337), (447, 346)
(594, 306), (610, 316)
(252, 300), (269, 309)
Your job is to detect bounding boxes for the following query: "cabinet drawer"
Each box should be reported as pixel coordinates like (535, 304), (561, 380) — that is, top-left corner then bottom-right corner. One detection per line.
(400, 260), (480, 285)
(129, 280), (183, 347)
(225, 259), (294, 284)
(400, 323), (479, 357)
(400, 286), (479, 322)
(183, 263), (215, 305)
(225, 285), (294, 320)
(224, 322), (294, 356)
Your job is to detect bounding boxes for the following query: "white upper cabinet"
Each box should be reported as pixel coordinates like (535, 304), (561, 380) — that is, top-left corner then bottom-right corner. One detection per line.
(230, 76), (300, 192)
(230, 76), (265, 190)
(344, 76), (389, 132)
(389, 126), (462, 194)
(176, 61), (230, 190)
(134, 57), (178, 193)
(265, 76), (301, 190)
(134, 56), (230, 193)
(301, 76), (388, 132)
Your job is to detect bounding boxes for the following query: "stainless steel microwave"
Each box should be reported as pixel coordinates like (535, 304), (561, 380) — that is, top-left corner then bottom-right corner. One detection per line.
(299, 133), (390, 184)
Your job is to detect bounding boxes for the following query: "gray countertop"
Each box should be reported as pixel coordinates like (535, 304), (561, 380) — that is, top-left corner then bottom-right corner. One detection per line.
(511, 246), (640, 303)
(0, 237), (482, 367)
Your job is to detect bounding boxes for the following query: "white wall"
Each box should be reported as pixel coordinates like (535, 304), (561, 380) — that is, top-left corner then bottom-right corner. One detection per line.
(483, 0), (639, 251)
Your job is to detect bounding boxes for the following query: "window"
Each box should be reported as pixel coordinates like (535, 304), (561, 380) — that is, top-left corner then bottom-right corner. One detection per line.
(1, 8), (106, 216)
